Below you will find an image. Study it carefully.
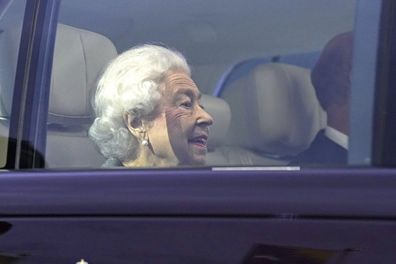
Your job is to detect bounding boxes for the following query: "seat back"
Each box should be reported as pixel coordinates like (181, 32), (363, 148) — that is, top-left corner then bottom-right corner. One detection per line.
(214, 51), (320, 97)
(201, 93), (291, 167)
(200, 94), (232, 166)
(45, 24), (117, 168)
(218, 62), (326, 164)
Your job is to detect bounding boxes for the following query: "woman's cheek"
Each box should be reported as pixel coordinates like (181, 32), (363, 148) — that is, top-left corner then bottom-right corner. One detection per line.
(165, 107), (189, 163)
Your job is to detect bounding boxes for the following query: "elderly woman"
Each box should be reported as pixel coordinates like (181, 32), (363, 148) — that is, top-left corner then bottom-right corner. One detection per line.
(89, 44), (213, 167)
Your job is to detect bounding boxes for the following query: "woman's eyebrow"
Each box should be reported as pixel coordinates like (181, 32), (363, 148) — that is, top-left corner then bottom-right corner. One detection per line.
(175, 87), (200, 99)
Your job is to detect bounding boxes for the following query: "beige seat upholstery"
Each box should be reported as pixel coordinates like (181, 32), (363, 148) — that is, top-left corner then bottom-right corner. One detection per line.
(201, 94), (231, 152)
(200, 94), (231, 166)
(219, 62), (326, 165)
(0, 23), (117, 168)
(45, 24), (117, 168)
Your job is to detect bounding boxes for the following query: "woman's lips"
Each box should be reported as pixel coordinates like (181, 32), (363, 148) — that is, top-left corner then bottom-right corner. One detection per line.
(188, 135), (208, 148)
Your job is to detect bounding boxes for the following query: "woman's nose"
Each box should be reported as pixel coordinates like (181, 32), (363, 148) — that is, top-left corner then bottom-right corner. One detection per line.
(197, 106), (213, 126)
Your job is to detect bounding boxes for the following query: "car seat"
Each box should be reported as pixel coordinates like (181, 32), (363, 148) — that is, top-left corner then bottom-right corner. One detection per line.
(200, 94), (232, 166)
(0, 23), (119, 168)
(44, 24), (118, 168)
(215, 62), (327, 165)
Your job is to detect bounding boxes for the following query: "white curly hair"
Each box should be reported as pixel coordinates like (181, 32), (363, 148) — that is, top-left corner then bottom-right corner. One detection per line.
(89, 44), (190, 166)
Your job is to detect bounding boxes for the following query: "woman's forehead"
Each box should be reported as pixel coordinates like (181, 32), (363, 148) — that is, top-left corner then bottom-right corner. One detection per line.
(165, 70), (192, 84)
(164, 71), (200, 96)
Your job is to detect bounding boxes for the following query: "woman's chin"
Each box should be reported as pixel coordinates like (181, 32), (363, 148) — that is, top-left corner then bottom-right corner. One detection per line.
(177, 155), (206, 167)
(189, 154), (207, 166)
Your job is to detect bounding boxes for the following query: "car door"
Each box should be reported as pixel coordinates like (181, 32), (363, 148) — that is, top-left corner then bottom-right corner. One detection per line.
(0, 0), (395, 263)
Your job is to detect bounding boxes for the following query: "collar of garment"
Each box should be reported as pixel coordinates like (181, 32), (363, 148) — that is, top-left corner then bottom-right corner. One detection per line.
(324, 126), (349, 150)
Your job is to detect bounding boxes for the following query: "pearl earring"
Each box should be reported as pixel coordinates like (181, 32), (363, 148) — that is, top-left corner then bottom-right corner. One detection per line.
(141, 139), (149, 146)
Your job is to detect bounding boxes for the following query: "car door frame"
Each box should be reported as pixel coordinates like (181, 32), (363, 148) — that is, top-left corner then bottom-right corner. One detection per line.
(6, 0), (60, 169)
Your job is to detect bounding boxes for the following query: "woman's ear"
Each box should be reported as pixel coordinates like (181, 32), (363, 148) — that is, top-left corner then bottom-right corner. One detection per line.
(123, 112), (145, 138)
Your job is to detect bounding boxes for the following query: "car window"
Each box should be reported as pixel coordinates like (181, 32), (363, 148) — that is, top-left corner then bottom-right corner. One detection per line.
(3, 0), (388, 170)
(46, 0), (361, 169)
(0, 0), (26, 168)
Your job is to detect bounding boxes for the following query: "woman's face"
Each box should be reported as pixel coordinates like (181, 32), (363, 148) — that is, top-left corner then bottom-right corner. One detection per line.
(147, 70), (213, 166)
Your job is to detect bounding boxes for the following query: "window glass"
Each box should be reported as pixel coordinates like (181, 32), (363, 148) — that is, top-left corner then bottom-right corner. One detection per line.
(50, 0), (367, 169)
(0, 0), (26, 168)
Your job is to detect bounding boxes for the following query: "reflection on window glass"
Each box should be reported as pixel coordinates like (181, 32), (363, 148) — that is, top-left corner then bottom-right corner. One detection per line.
(0, 0), (26, 168)
(51, 0), (358, 169)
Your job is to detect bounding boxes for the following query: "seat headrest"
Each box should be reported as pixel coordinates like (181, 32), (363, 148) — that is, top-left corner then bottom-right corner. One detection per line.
(0, 24), (117, 125)
(49, 24), (118, 125)
(222, 63), (326, 156)
(200, 94), (231, 151)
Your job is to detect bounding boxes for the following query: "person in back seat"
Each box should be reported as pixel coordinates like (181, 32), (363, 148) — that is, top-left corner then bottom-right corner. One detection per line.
(291, 32), (353, 166)
(89, 44), (213, 167)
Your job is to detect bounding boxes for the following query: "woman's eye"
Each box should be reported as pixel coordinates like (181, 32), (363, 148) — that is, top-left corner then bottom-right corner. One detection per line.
(180, 101), (192, 108)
